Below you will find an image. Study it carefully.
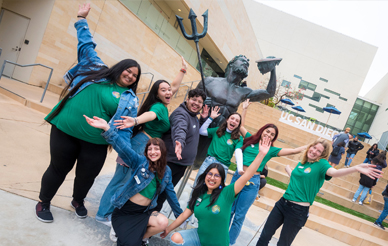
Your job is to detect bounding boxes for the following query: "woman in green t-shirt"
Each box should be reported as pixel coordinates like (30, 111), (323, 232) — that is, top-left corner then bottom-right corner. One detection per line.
(193, 105), (243, 182)
(96, 57), (188, 224)
(229, 100), (308, 245)
(160, 136), (272, 246)
(256, 139), (382, 246)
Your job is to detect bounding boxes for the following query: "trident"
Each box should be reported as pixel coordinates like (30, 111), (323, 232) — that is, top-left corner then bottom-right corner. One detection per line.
(176, 9), (208, 94)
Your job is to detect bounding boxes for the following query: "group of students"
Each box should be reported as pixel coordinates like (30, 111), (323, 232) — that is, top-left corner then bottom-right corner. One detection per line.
(34, 3), (384, 246)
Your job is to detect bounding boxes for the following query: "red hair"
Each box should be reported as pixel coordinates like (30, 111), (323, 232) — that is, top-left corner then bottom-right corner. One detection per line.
(241, 123), (278, 152)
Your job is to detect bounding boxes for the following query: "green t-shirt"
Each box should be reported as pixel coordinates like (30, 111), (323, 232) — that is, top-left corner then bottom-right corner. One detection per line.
(242, 132), (282, 172)
(46, 82), (126, 145)
(143, 102), (170, 138)
(206, 127), (243, 166)
(139, 175), (160, 200)
(283, 159), (332, 205)
(193, 183), (237, 246)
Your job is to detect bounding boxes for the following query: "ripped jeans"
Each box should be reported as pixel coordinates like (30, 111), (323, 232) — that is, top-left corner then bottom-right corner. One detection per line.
(169, 228), (201, 246)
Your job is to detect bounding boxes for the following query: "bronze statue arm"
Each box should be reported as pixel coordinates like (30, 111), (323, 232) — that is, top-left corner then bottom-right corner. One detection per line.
(246, 67), (277, 102)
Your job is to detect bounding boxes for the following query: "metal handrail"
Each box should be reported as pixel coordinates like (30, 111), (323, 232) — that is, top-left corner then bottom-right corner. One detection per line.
(139, 72), (154, 106)
(0, 60), (53, 103)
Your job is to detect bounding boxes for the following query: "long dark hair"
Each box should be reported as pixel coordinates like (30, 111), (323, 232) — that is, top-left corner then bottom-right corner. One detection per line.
(133, 80), (169, 136)
(46, 59), (141, 122)
(188, 163), (226, 211)
(241, 123), (278, 151)
(370, 143), (378, 150)
(216, 112), (242, 140)
(145, 138), (167, 179)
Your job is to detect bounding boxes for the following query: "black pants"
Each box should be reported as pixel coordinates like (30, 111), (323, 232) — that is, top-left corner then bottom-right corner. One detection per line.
(257, 197), (309, 246)
(259, 178), (267, 190)
(39, 125), (108, 203)
(153, 162), (187, 212)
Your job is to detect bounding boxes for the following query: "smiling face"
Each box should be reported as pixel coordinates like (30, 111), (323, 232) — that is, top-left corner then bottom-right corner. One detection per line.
(261, 127), (276, 142)
(157, 82), (172, 105)
(226, 114), (241, 131)
(205, 168), (222, 191)
(186, 96), (204, 113)
(147, 143), (161, 162)
(117, 66), (139, 87)
(307, 143), (324, 162)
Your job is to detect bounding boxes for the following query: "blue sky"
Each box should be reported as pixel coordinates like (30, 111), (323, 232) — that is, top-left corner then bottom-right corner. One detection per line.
(256, 0), (388, 96)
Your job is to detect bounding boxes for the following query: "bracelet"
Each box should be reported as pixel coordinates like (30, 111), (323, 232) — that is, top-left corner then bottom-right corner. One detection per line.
(180, 68), (186, 74)
(77, 15), (86, 19)
(134, 117), (139, 126)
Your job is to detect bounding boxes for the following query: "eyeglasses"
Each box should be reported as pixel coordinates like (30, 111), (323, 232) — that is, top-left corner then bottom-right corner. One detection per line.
(207, 172), (221, 179)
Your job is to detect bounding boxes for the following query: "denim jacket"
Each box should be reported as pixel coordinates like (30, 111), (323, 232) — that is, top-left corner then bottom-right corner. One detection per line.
(102, 127), (183, 218)
(64, 19), (138, 142)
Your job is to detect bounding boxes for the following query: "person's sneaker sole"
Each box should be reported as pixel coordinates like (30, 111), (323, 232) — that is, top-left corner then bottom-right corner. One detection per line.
(96, 218), (112, 227)
(70, 202), (87, 219)
(34, 207), (53, 223)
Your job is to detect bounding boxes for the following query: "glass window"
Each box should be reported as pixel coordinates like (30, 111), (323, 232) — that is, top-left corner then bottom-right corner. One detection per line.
(320, 94), (330, 99)
(319, 77), (328, 82)
(371, 104), (379, 112)
(310, 92), (321, 102)
(339, 96), (347, 101)
(299, 81), (308, 90)
(307, 83), (317, 91)
(294, 75), (302, 79)
(324, 88), (341, 96)
(281, 80), (291, 88)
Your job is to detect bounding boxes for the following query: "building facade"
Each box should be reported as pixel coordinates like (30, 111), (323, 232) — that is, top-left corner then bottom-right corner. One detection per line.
(243, 0), (378, 130)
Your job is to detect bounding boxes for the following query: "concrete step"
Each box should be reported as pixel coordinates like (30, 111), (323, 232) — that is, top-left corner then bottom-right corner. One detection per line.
(255, 196), (388, 245)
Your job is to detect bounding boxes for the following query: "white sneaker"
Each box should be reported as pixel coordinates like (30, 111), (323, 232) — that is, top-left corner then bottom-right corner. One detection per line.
(110, 227), (118, 242)
(359, 201), (363, 205)
(352, 199), (356, 202)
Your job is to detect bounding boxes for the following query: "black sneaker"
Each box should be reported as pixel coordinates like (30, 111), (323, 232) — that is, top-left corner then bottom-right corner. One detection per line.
(70, 199), (87, 218)
(35, 202), (53, 223)
(373, 222), (386, 230)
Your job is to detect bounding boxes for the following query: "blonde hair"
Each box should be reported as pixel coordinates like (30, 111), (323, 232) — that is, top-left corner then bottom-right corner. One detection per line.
(301, 139), (331, 164)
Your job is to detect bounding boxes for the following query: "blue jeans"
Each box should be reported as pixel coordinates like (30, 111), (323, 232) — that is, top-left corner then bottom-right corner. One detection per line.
(376, 197), (388, 224)
(344, 153), (356, 167)
(353, 184), (370, 203)
(364, 158), (371, 164)
(229, 172), (261, 245)
(256, 197), (309, 246)
(193, 156), (229, 188)
(96, 132), (149, 220)
(170, 229), (201, 246)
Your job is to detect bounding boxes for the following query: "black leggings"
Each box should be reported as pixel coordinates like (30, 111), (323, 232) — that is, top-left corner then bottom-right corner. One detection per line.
(39, 125), (108, 203)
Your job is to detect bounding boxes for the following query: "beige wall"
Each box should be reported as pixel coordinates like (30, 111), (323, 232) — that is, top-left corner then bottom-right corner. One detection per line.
(2, 0), (55, 82)
(29, 0), (265, 92)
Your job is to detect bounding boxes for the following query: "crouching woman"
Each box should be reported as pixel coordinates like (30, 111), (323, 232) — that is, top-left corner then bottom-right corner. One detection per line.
(84, 115), (183, 246)
(256, 139), (383, 246)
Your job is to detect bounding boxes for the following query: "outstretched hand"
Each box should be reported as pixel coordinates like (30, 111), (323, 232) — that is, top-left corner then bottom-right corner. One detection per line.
(181, 56), (187, 70)
(160, 228), (170, 239)
(175, 141), (182, 160)
(259, 136), (271, 156)
(78, 3), (91, 18)
(200, 105), (210, 118)
(114, 116), (135, 129)
(242, 99), (252, 110)
(210, 106), (221, 119)
(356, 164), (383, 179)
(83, 115), (109, 131)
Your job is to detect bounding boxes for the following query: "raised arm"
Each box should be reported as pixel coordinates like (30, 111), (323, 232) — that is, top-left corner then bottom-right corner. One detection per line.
(171, 57), (188, 95)
(246, 67), (276, 102)
(199, 106), (220, 136)
(239, 99), (251, 138)
(234, 137), (271, 195)
(84, 115), (145, 169)
(278, 145), (308, 157)
(326, 163), (382, 179)
(114, 112), (157, 129)
(160, 208), (193, 239)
